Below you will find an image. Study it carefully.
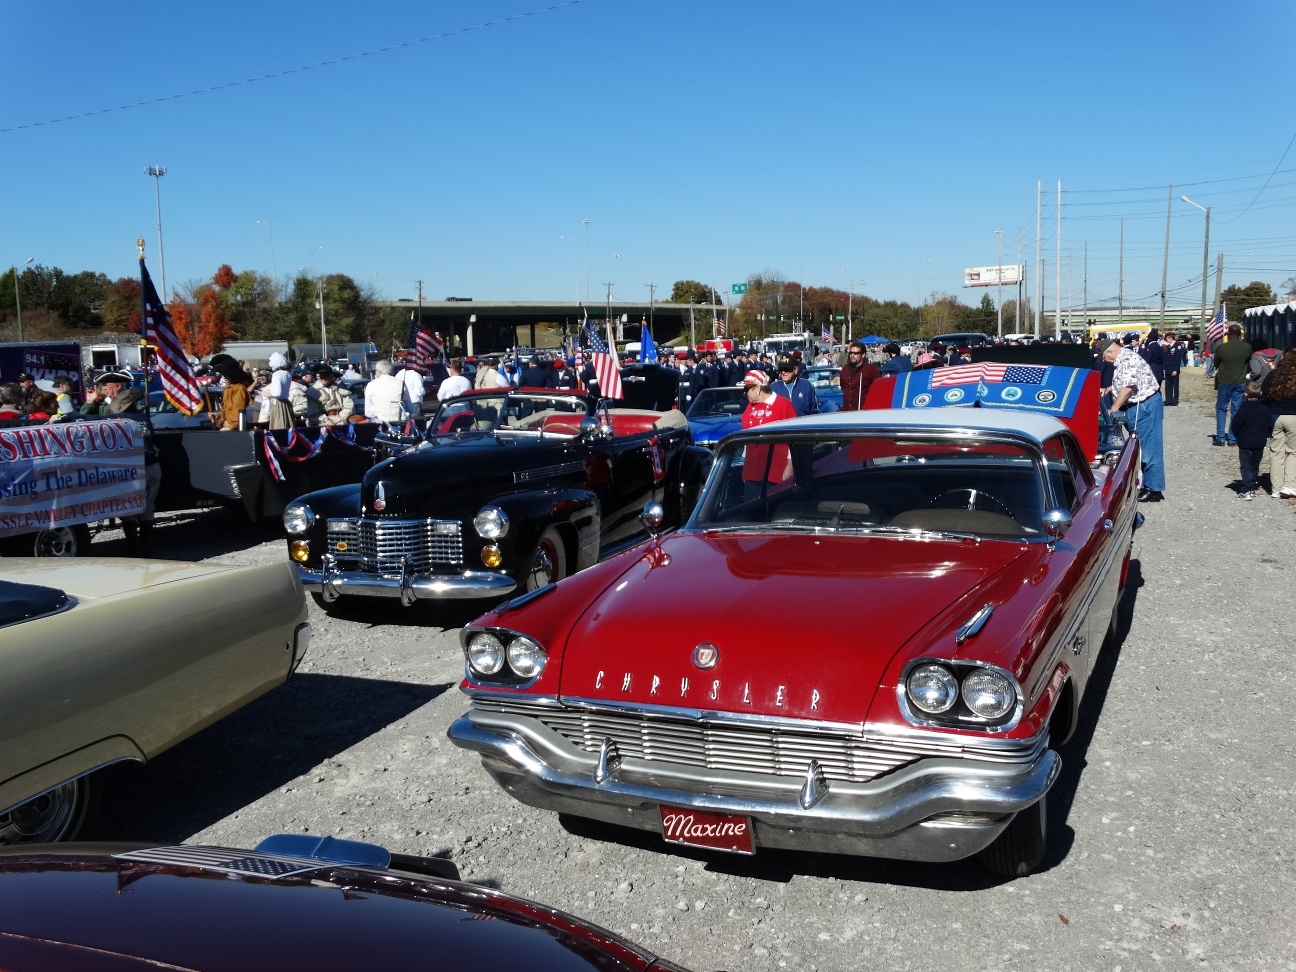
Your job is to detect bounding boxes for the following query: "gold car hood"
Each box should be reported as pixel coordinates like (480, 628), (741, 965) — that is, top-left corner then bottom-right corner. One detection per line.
(0, 558), (242, 600)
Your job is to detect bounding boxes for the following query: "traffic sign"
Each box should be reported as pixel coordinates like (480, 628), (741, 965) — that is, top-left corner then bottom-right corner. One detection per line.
(834, 315), (845, 321)
(731, 283), (748, 295)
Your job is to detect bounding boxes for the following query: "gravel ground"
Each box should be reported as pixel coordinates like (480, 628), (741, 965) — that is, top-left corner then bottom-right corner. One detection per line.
(89, 368), (1296, 971)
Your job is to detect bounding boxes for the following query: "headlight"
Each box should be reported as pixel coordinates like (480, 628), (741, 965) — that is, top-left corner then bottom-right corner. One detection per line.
(473, 507), (509, 539)
(283, 504), (315, 534)
(906, 664), (958, 714)
(506, 636), (546, 678)
(961, 669), (1016, 719)
(466, 632), (505, 676)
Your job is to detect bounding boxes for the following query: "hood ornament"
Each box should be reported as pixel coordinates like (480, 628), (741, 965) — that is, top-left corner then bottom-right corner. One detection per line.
(372, 482), (387, 512)
(692, 643), (719, 670)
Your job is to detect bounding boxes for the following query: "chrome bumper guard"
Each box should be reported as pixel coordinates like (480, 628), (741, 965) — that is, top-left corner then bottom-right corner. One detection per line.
(299, 555), (516, 605)
(448, 706), (1060, 862)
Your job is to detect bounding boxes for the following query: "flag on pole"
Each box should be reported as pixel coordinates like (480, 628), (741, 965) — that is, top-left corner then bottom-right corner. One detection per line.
(821, 322), (832, 343)
(580, 312), (596, 348)
(1205, 303), (1226, 347)
(407, 322), (443, 372)
(714, 314), (727, 336)
(592, 319), (623, 401)
(140, 256), (203, 415)
(641, 316), (658, 364)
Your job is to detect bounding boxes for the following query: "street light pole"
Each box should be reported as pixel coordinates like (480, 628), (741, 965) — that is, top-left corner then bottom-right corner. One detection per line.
(256, 220), (277, 295)
(143, 165), (168, 299)
(317, 276), (328, 362)
(995, 229), (1003, 338)
(582, 218), (591, 303)
(1181, 195), (1212, 335)
(12, 257), (33, 341)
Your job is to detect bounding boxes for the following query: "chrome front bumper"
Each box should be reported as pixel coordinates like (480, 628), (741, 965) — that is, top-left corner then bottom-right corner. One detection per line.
(298, 559), (517, 604)
(448, 706), (1060, 862)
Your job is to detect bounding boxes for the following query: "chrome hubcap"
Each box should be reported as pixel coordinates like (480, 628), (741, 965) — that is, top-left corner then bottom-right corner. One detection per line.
(0, 781), (80, 844)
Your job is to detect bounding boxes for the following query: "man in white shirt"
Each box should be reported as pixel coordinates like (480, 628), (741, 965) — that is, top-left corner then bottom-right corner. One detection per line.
(1104, 338), (1165, 502)
(401, 365), (426, 420)
(437, 358), (472, 401)
(364, 360), (405, 425)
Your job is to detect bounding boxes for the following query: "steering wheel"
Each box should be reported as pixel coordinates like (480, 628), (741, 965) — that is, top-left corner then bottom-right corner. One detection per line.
(928, 488), (1013, 518)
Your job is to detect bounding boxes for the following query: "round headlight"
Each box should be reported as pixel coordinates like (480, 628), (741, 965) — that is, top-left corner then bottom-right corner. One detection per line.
(961, 668), (1016, 719)
(473, 507), (509, 540)
(906, 664), (958, 714)
(283, 504), (315, 535)
(466, 632), (505, 676)
(506, 636), (547, 678)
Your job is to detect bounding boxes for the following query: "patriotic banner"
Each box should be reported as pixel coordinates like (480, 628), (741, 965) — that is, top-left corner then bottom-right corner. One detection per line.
(593, 319), (623, 401)
(888, 362), (1086, 418)
(140, 257), (203, 415)
(261, 425), (372, 482)
(0, 418), (146, 538)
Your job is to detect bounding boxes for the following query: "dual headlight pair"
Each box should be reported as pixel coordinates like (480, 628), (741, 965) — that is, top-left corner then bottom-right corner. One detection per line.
(466, 629), (546, 681)
(905, 662), (1017, 723)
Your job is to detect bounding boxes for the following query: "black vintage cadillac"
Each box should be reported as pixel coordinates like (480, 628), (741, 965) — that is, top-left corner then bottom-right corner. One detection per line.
(283, 389), (712, 609)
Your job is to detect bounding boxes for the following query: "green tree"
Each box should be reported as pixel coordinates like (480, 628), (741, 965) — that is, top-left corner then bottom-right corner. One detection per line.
(100, 278), (141, 333)
(1220, 281), (1276, 322)
(670, 280), (715, 304)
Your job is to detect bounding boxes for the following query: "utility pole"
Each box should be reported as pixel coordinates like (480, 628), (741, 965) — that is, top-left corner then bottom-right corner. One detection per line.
(645, 282), (656, 346)
(1034, 180), (1042, 338)
(1083, 242), (1088, 324)
(604, 281), (614, 344)
(1181, 195), (1212, 333)
(317, 276), (327, 362)
(1212, 253), (1224, 318)
(582, 218), (591, 303)
(1016, 229), (1022, 333)
(1118, 219), (1125, 327)
(143, 165), (168, 299)
(12, 257), (33, 342)
(1068, 243), (1073, 332)
(1159, 185), (1172, 329)
(1055, 180), (1062, 340)
(995, 228), (1003, 338)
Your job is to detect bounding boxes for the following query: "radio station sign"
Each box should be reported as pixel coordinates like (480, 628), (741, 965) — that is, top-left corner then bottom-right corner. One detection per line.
(963, 265), (1024, 288)
(0, 418), (146, 539)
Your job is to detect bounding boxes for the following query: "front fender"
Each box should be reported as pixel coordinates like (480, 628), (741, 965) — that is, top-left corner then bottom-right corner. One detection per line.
(285, 485), (361, 567)
(490, 488), (601, 574)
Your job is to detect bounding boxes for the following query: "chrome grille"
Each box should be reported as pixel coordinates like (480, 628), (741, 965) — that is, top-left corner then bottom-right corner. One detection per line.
(472, 697), (1044, 784)
(327, 517), (463, 571)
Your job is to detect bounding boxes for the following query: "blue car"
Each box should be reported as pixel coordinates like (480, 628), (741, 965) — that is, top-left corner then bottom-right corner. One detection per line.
(685, 386), (747, 449)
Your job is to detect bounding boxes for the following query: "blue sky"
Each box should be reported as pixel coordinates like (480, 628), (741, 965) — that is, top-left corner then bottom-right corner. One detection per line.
(4, 0), (1294, 313)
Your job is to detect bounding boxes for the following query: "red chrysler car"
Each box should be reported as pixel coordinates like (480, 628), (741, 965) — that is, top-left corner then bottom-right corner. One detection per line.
(449, 391), (1140, 877)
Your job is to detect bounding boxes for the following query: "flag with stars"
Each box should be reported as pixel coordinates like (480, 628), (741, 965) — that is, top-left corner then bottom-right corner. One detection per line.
(140, 257), (203, 415)
(591, 321), (623, 400)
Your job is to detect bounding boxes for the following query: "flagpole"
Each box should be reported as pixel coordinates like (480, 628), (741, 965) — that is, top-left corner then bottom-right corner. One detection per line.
(135, 237), (159, 444)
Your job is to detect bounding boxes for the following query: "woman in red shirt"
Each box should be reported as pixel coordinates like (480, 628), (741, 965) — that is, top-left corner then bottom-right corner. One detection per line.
(740, 369), (798, 492)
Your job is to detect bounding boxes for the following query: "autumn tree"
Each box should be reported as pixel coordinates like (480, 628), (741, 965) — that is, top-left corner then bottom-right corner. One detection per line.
(100, 278), (142, 333)
(194, 286), (232, 357)
(167, 295), (193, 352)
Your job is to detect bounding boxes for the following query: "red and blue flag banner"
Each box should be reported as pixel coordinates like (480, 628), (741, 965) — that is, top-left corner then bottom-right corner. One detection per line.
(888, 362), (1082, 416)
(592, 319), (623, 400)
(140, 257), (203, 415)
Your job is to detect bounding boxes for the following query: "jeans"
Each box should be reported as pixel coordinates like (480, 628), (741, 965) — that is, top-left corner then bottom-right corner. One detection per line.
(1239, 447), (1263, 492)
(1216, 384), (1244, 443)
(1130, 392), (1165, 492)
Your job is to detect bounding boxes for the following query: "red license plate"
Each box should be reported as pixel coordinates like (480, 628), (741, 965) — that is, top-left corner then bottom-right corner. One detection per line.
(659, 805), (755, 855)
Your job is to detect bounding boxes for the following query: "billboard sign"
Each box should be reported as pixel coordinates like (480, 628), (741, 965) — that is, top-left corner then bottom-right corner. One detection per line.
(964, 265), (1024, 288)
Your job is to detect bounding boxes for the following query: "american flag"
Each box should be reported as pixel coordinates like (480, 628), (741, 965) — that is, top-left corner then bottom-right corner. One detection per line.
(929, 362), (1048, 387)
(580, 314), (596, 348)
(407, 323), (443, 371)
(1206, 303), (1226, 346)
(821, 323), (832, 342)
(140, 257), (203, 415)
(592, 320), (623, 400)
(714, 314), (727, 336)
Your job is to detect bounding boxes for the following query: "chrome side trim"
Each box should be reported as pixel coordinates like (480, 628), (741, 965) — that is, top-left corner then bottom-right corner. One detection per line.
(954, 603), (993, 645)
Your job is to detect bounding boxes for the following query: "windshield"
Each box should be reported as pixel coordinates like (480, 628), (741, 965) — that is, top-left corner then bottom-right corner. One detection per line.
(806, 367), (839, 389)
(428, 392), (589, 437)
(687, 387), (747, 419)
(692, 432), (1045, 539)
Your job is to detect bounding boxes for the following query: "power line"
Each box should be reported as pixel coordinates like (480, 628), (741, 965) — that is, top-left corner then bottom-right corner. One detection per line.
(1221, 129), (1296, 224)
(0, 0), (594, 134)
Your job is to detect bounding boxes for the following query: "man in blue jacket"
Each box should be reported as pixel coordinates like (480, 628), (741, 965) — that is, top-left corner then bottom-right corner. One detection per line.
(772, 358), (819, 416)
(1162, 332), (1185, 406)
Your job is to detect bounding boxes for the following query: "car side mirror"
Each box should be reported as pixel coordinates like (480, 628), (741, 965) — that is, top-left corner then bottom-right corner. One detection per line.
(640, 501), (665, 536)
(1042, 508), (1073, 540)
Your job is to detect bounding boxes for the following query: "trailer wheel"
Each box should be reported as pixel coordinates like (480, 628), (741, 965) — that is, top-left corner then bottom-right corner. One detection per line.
(31, 524), (92, 558)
